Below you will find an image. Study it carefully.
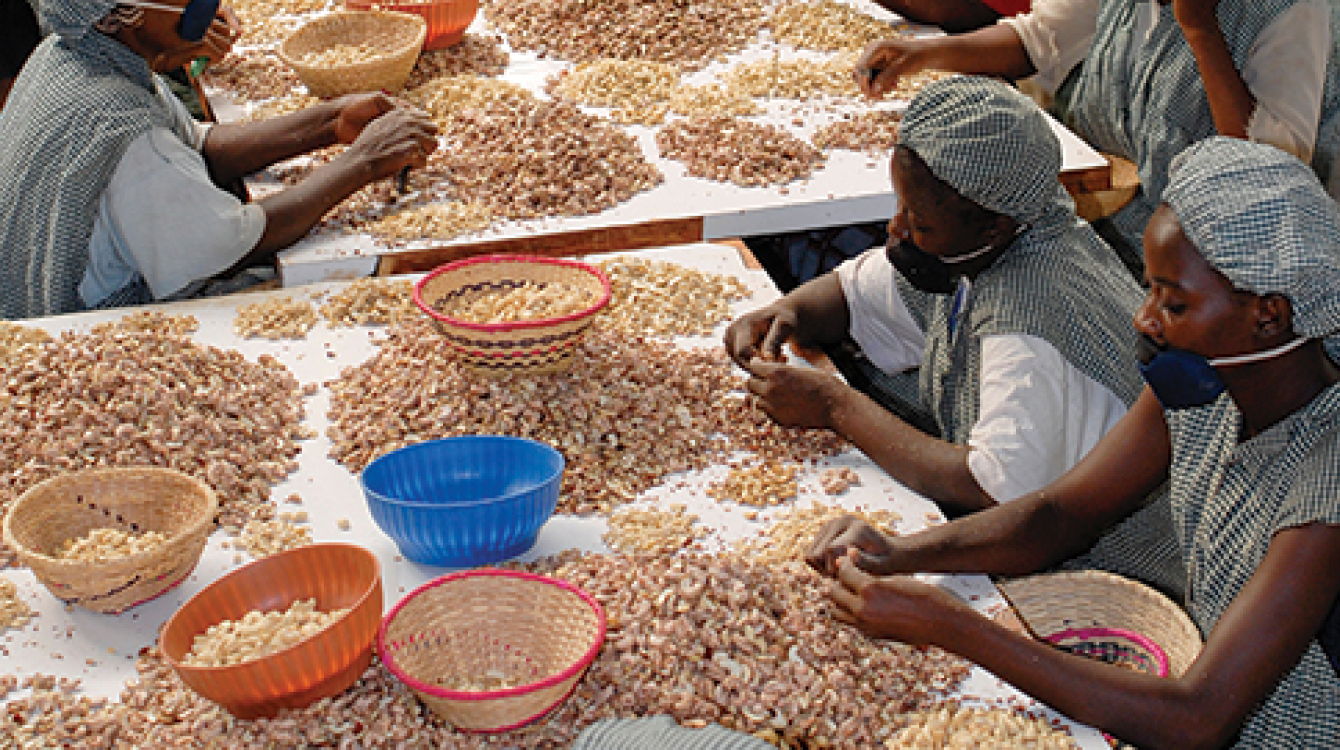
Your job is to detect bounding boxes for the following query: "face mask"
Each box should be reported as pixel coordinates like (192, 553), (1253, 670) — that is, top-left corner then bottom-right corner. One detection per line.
(120, 0), (221, 42)
(1137, 334), (1310, 409)
(885, 239), (998, 294)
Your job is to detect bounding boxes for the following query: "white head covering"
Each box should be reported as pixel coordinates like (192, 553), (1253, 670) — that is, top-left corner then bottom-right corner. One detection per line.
(1165, 137), (1340, 339)
(897, 75), (1071, 226)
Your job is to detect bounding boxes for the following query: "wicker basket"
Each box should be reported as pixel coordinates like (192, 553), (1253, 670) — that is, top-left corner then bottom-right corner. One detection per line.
(997, 569), (1203, 677)
(278, 11), (426, 98)
(377, 569), (606, 732)
(2, 467), (218, 614)
(412, 255), (612, 376)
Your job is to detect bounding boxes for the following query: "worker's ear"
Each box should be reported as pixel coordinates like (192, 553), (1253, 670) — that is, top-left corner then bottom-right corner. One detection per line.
(1254, 293), (1294, 341)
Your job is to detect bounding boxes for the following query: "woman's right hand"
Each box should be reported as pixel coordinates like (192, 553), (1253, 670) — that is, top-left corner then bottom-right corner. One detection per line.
(854, 38), (928, 99)
(805, 515), (900, 578)
(722, 305), (797, 368)
(343, 102), (439, 182)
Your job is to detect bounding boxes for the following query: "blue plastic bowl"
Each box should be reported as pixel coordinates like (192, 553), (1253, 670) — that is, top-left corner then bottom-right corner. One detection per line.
(360, 436), (564, 567)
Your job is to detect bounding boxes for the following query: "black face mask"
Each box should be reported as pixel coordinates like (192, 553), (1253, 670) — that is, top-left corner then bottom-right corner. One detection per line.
(885, 239), (980, 294)
(885, 225), (1027, 294)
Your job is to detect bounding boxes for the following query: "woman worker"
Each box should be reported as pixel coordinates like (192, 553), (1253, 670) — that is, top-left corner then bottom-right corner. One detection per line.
(807, 137), (1340, 748)
(0, 0), (438, 320)
(852, 0), (1340, 277)
(724, 76), (1181, 596)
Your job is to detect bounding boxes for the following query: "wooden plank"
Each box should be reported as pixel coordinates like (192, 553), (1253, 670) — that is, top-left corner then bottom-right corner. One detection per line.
(376, 216), (705, 276)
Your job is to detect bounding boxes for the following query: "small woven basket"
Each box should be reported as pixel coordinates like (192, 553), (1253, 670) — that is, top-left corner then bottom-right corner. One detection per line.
(278, 10), (426, 98)
(997, 569), (1203, 677)
(412, 255), (612, 376)
(378, 569), (606, 732)
(2, 467), (218, 614)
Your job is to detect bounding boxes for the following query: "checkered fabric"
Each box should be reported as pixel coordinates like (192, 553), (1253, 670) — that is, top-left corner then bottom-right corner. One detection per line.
(40, 0), (115, 39)
(574, 717), (773, 750)
(1166, 385), (1340, 747)
(0, 29), (191, 319)
(1165, 137), (1340, 340)
(899, 75), (1073, 227)
(1062, 0), (1340, 252)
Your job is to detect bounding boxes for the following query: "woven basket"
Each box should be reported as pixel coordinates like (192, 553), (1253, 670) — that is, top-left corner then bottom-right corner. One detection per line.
(2, 467), (218, 614)
(997, 569), (1203, 677)
(412, 255), (612, 376)
(278, 11), (426, 98)
(378, 569), (606, 732)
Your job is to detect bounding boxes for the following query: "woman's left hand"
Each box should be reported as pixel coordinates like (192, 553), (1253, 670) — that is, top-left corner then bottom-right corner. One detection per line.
(742, 357), (845, 430)
(331, 93), (416, 145)
(195, 7), (240, 66)
(826, 554), (975, 645)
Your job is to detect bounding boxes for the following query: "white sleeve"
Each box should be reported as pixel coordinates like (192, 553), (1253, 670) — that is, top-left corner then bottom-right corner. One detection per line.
(966, 334), (1128, 502)
(1242, 0), (1329, 163)
(834, 249), (925, 374)
(99, 127), (266, 300)
(1000, 0), (1099, 95)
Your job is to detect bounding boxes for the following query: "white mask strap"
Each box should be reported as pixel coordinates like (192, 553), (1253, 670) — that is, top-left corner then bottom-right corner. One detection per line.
(1209, 336), (1309, 367)
(941, 223), (1028, 265)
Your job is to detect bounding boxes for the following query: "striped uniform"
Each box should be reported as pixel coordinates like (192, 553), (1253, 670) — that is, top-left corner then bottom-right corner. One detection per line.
(895, 77), (1185, 597)
(0, 29), (191, 319)
(1165, 388), (1340, 747)
(1061, 0), (1340, 253)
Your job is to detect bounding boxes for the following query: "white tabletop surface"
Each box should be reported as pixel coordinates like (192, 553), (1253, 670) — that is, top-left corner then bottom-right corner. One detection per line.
(204, 0), (1109, 286)
(0, 242), (1106, 748)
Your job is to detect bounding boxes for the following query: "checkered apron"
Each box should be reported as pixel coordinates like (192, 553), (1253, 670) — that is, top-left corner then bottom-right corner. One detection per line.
(1166, 386), (1340, 747)
(1062, 0), (1340, 251)
(0, 32), (192, 319)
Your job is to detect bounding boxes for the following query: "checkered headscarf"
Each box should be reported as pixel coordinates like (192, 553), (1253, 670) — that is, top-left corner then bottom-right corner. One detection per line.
(1165, 137), (1340, 339)
(898, 75), (1072, 226)
(41, 0), (119, 39)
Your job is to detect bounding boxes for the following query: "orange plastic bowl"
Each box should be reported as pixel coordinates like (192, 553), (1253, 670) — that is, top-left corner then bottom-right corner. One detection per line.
(345, 0), (479, 50)
(159, 543), (383, 719)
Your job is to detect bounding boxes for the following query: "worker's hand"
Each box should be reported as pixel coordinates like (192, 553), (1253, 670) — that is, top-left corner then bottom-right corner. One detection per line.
(741, 357), (844, 430)
(805, 515), (899, 578)
(722, 305), (797, 368)
(1171, 0), (1223, 34)
(826, 555), (972, 645)
(342, 101), (439, 182)
(332, 93), (432, 145)
(853, 38), (927, 99)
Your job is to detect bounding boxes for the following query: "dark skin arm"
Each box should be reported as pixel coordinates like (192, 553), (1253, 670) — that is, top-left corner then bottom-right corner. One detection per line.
(854, 24), (1035, 99)
(741, 359), (995, 515)
(1173, 0), (1254, 139)
(808, 387), (1340, 746)
(828, 521), (1340, 749)
(723, 274), (994, 515)
(870, 0), (1002, 34)
(806, 388), (1172, 578)
(200, 93), (438, 269)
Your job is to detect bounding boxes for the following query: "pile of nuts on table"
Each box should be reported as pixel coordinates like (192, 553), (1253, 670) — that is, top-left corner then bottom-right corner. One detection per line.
(202, 0), (948, 244)
(0, 262), (1082, 747)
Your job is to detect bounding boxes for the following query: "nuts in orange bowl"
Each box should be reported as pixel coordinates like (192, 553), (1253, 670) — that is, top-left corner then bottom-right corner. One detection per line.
(159, 543), (383, 719)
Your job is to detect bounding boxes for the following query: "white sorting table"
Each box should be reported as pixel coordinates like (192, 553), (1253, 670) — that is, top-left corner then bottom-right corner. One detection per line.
(203, 0), (1111, 286)
(0, 242), (1106, 748)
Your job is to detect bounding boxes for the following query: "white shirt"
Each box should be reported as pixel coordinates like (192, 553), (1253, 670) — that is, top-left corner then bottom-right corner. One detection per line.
(1001, 0), (1329, 163)
(81, 121), (266, 307)
(836, 250), (1128, 503)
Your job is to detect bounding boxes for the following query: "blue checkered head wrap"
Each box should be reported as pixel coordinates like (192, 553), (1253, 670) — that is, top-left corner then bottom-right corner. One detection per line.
(42, 0), (120, 39)
(898, 75), (1069, 226)
(1165, 137), (1340, 339)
